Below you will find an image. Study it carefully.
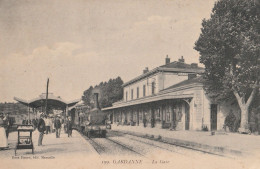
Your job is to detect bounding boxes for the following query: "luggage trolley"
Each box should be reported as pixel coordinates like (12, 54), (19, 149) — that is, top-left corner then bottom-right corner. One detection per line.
(15, 125), (34, 155)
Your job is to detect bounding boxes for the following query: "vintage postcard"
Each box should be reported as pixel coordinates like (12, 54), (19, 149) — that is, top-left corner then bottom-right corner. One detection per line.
(0, 0), (259, 169)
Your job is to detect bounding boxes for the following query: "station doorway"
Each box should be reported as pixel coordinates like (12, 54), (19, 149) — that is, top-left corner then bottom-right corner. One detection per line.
(184, 102), (190, 130)
(210, 104), (218, 131)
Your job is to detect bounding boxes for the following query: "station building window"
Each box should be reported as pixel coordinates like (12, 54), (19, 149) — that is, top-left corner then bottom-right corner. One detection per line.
(152, 82), (155, 94)
(126, 91), (128, 101)
(137, 87), (139, 99)
(131, 89), (134, 100)
(143, 85), (146, 97)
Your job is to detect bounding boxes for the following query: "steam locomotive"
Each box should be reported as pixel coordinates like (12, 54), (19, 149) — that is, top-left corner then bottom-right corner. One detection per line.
(79, 93), (110, 138)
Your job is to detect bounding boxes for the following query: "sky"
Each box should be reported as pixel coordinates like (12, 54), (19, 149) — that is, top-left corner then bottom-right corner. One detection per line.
(0, 0), (217, 103)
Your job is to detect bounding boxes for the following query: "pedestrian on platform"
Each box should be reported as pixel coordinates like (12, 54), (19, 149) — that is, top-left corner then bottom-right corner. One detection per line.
(67, 116), (73, 137)
(64, 117), (68, 133)
(54, 115), (61, 138)
(51, 118), (55, 133)
(22, 119), (26, 125)
(151, 118), (155, 128)
(3, 113), (10, 138)
(45, 116), (51, 134)
(0, 113), (8, 149)
(37, 114), (46, 146)
(143, 117), (147, 128)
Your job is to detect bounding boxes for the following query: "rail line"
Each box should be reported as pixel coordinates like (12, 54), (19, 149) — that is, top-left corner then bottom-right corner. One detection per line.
(80, 131), (144, 156)
(105, 137), (145, 157)
(80, 130), (228, 158)
(87, 137), (107, 154)
(112, 130), (227, 158)
(125, 135), (184, 155)
(79, 131), (106, 154)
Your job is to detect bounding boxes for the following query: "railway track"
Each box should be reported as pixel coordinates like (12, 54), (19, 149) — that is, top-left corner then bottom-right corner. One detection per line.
(80, 131), (144, 156)
(87, 137), (107, 154)
(80, 130), (228, 158)
(123, 135), (184, 155)
(105, 137), (145, 156)
(85, 132), (192, 158)
(111, 130), (227, 158)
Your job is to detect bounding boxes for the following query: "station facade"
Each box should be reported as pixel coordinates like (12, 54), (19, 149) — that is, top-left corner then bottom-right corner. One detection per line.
(103, 56), (237, 131)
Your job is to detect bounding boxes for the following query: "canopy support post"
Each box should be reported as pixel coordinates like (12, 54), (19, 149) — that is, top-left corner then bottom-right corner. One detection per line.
(27, 106), (30, 122)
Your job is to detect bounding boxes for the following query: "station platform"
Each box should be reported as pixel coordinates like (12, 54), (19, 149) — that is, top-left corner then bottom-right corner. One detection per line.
(0, 129), (101, 169)
(0, 129), (98, 158)
(111, 124), (260, 158)
(0, 126), (259, 169)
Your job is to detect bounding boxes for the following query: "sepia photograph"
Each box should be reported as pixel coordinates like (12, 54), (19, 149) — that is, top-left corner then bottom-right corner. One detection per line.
(0, 0), (259, 169)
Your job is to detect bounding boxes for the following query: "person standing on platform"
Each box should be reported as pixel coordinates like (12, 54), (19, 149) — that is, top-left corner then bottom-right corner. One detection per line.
(0, 114), (8, 149)
(37, 114), (46, 146)
(45, 116), (51, 134)
(51, 118), (55, 133)
(3, 113), (10, 138)
(67, 116), (73, 137)
(22, 119), (26, 125)
(143, 115), (147, 128)
(54, 115), (61, 138)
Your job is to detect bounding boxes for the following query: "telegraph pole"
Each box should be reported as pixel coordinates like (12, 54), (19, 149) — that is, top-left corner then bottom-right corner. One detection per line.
(45, 78), (49, 115)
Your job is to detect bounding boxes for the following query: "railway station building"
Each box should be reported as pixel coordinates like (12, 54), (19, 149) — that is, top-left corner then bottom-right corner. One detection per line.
(103, 56), (239, 131)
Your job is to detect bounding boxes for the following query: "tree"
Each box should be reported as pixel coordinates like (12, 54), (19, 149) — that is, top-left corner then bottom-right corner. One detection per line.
(82, 77), (124, 109)
(82, 86), (94, 108)
(194, 0), (259, 132)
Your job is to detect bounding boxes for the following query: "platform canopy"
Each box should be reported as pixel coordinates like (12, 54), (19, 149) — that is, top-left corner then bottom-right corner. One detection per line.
(14, 93), (80, 110)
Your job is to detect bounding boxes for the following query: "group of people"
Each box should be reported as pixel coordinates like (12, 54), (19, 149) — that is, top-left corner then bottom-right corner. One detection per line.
(23, 116), (54, 134)
(37, 114), (73, 146)
(0, 112), (74, 148)
(0, 113), (10, 149)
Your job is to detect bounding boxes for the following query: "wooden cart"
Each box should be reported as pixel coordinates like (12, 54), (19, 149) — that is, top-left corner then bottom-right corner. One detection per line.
(15, 125), (34, 155)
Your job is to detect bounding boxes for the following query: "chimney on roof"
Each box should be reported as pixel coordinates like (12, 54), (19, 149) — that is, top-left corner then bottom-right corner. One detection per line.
(191, 63), (198, 68)
(165, 55), (170, 65)
(178, 56), (185, 63)
(143, 67), (149, 74)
